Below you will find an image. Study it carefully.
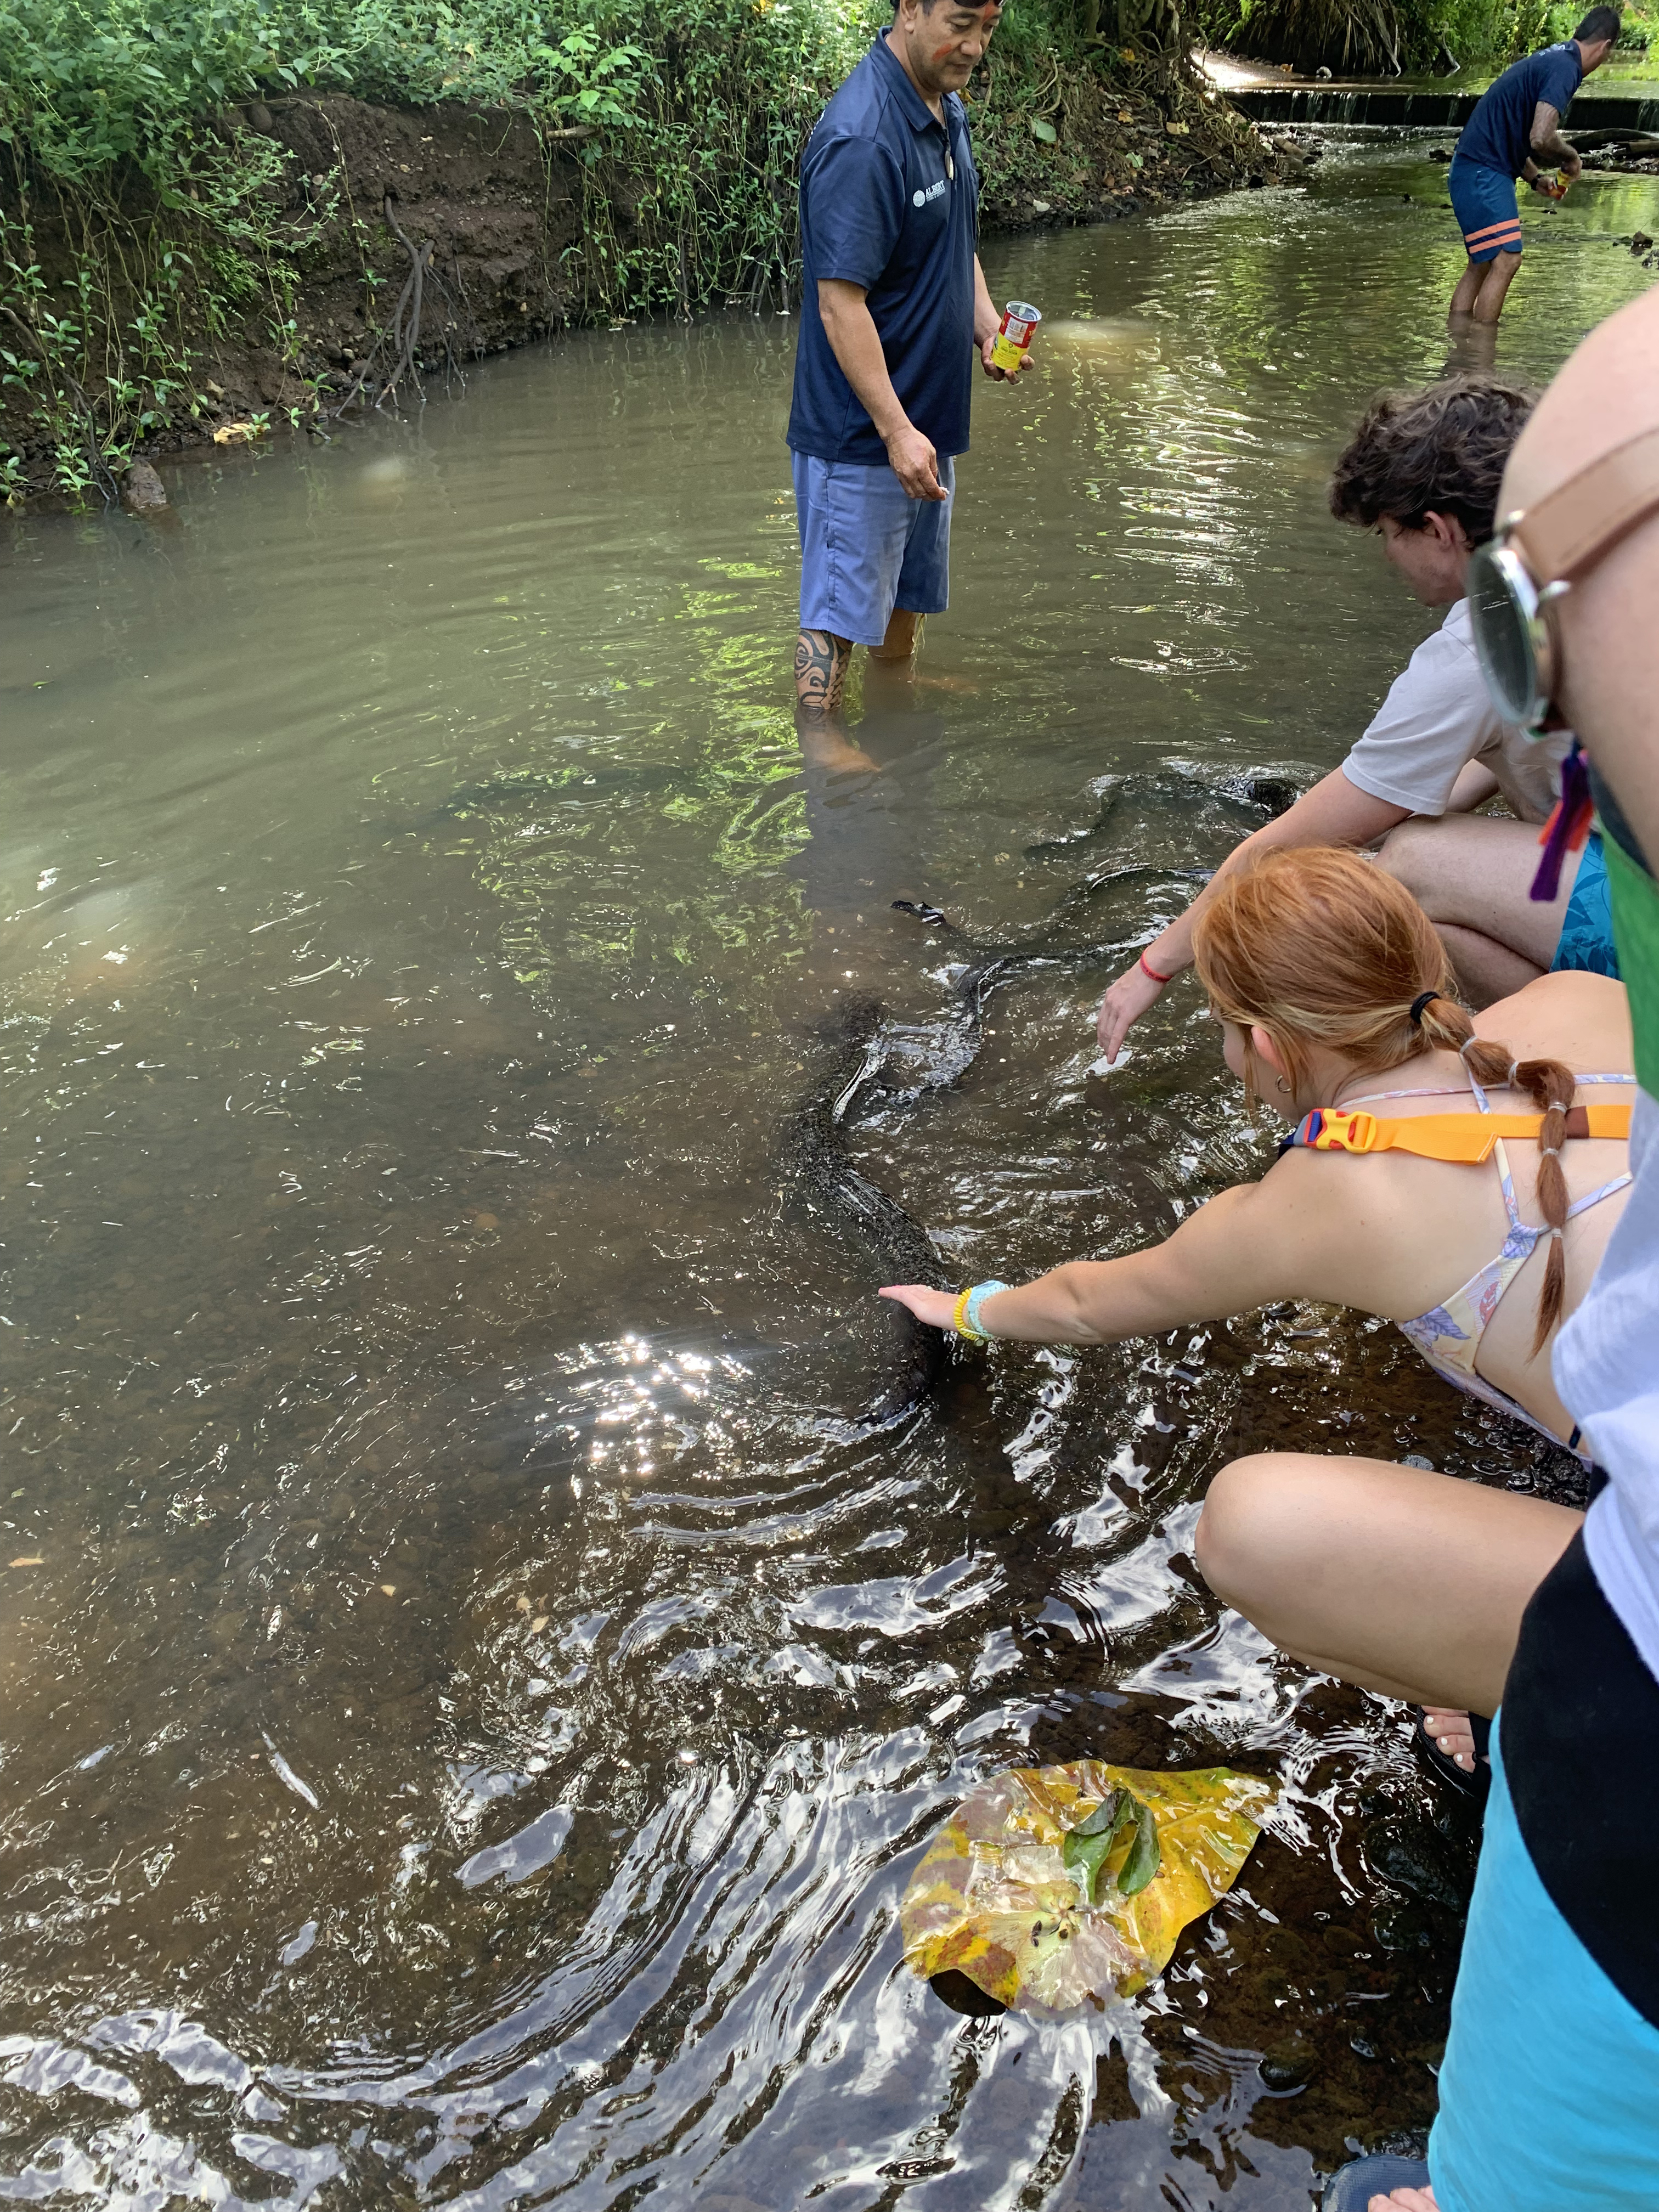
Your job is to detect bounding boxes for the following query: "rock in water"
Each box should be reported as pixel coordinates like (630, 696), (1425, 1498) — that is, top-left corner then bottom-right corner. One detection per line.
(121, 461), (168, 514)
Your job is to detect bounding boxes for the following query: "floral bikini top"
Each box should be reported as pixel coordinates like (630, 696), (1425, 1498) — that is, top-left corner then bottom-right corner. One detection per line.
(1280, 1068), (1635, 1462)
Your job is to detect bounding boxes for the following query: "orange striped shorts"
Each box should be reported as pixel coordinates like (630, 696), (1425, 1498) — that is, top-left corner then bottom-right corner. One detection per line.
(1449, 155), (1523, 262)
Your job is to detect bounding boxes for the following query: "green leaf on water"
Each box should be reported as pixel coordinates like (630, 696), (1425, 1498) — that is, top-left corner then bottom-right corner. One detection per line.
(1119, 1800), (1161, 1896)
(1062, 1789), (1161, 1904)
(1069, 1788), (1126, 1838)
(1062, 1790), (1137, 1903)
(1030, 117), (1058, 143)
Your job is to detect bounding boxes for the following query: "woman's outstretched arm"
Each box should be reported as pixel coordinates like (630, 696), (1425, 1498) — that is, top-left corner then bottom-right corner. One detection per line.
(881, 1175), (1310, 1345)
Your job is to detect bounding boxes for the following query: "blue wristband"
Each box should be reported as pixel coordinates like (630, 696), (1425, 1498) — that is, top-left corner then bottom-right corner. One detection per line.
(963, 1280), (1009, 1340)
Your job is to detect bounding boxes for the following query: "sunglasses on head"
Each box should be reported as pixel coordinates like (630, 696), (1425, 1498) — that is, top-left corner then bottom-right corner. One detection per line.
(1469, 422), (1659, 735)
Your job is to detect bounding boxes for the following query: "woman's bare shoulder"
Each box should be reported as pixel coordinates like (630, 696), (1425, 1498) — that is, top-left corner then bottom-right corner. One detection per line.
(1474, 971), (1632, 1070)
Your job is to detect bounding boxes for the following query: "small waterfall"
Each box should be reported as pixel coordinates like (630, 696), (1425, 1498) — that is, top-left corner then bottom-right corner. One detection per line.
(1229, 84), (1659, 132)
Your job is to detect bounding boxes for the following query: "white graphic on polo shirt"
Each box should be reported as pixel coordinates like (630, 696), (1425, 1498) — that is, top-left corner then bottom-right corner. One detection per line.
(911, 176), (949, 208)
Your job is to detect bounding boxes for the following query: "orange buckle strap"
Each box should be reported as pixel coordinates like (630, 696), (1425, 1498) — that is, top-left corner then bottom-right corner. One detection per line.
(1304, 1108), (1378, 1154)
(1300, 1103), (1631, 1164)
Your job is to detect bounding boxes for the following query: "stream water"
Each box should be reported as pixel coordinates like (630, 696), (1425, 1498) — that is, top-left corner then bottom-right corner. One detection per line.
(2, 137), (1655, 2212)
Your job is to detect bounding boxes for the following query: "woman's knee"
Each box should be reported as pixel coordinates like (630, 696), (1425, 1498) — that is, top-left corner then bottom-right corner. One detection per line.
(1194, 1452), (1312, 1605)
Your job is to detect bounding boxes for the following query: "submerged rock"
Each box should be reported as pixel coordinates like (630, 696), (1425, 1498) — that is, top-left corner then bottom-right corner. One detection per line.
(1260, 2034), (1317, 2089)
(120, 460), (168, 514)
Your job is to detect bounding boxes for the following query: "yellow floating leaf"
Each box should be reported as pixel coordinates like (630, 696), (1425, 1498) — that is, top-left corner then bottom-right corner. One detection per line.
(9, 1555), (43, 1567)
(212, 421), (268, 446)
(901, 1760), (1272, 2018)
(379, 1583), (397, 1597)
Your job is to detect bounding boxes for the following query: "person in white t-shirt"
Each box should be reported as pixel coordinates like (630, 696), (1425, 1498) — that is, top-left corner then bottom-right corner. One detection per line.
(1096, 377), (1590, 1065)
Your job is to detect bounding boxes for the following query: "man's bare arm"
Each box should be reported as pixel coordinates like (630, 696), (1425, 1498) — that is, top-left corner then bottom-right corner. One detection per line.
(1445, 759), (1503, 813)
(817, 278), (945, 500)
(1526, 100), (1581, 179)
(1094, 767), (1410, 1055)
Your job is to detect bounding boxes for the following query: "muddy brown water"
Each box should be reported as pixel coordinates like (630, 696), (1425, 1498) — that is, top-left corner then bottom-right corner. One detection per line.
(1, 139), (1654, 2210)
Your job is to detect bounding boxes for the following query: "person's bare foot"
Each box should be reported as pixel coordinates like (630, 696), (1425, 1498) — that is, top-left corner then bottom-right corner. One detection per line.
(1421, 1706), (1476, 1773)
(1372, 2187), (1438, 2210)
(795, 714), (881, 775)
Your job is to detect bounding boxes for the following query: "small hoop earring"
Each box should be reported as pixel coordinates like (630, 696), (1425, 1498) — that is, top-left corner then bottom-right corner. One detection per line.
(1274, 1075), (1290, 1094)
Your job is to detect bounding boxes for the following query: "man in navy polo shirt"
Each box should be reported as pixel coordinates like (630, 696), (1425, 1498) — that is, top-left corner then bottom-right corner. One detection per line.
(787, 0), (1023, 723)
(1446, 7), (1620, 326)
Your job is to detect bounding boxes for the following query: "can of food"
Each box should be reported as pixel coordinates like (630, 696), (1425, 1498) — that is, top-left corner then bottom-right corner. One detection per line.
(989, 300), (1041, 376)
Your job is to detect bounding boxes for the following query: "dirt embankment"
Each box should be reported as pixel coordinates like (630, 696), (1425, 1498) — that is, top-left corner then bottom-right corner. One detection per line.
(2, 76), (1300, 490)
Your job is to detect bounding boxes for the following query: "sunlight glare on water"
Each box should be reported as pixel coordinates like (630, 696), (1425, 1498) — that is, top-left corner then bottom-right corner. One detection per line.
(0, 136), (1652, 2209)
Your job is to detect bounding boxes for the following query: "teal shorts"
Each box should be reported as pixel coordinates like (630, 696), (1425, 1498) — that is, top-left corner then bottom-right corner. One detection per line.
(1430, 1719), (1659, 2211)
(1551, 831), (1620, 978)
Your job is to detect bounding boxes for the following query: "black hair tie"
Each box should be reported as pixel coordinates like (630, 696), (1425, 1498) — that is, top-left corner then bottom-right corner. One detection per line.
(1408, 990), (1439, 1027)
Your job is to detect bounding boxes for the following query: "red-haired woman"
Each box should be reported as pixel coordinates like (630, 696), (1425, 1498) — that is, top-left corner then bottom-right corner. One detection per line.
(881, 847), (1634, 1782)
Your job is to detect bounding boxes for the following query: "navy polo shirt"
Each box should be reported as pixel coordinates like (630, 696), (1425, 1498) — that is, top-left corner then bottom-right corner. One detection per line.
(786, 35), (979, 467)
(1458, 42), (1583, 177)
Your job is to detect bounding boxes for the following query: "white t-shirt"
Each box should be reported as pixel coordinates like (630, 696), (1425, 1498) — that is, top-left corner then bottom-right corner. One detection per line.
(1556, 1087), (1659, 1683)
(1341, 599), (1570, 823)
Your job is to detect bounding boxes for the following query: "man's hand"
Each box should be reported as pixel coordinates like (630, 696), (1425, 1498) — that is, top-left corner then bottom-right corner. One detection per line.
(1560, 145), (1583, 180)
(1096, 957), (1167, 1057)
(880, 1284), (959, 1329)
(979, 331), (1035, 381)
(884, 422), (947, 501)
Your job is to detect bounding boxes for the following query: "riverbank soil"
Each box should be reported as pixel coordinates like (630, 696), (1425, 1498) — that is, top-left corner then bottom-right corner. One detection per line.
(0, 65), (1299, 501)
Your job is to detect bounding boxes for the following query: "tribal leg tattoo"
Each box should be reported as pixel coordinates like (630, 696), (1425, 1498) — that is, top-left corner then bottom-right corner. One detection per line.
(795, 628), (853, 716)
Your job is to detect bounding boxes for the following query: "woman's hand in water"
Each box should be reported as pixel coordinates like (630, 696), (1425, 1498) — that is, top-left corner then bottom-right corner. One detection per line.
(1096, 957), (1167, 1057)
(879, 1285), (961, 1331)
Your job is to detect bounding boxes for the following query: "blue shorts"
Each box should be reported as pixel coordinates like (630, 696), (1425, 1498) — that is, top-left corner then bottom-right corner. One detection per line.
(1551, 831), (1620, 977)
(1449, 154), (1523, 261)
(792, 450), (953, 647)
(1430, 1720), (1659, 2212)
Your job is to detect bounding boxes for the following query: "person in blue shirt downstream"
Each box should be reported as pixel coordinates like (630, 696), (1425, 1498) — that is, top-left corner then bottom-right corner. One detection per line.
(786, 0), (1028, 728)
(1446, 7), (1620, 325)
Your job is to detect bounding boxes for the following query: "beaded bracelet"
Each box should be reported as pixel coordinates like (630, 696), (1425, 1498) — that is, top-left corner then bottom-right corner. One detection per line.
(955, 1280), (1010, 1341)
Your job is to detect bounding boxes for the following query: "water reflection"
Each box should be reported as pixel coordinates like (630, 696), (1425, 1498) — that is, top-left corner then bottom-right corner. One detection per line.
(0, 133), (1649, 2208)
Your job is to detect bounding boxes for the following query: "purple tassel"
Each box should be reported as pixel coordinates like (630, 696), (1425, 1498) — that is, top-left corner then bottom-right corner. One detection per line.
(1531, 738), (1594, 903)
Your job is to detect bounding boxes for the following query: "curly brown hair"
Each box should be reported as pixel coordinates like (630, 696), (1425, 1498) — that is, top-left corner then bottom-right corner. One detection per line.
(1327, 375), (1535, 548)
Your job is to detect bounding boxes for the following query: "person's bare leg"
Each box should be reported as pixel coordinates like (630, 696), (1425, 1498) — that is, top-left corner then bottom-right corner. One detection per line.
(1376, 815), (1579, 1001)
(1433, 922), (1544, 1007)
(1194, 1453), (1581, 1716)
(796, 628), (854, 716)
(1449, 255), (1487, 317)
(866, 606), (922, 674)
(1472, 248), (1522, 325)
(1445, 315), (1498, 376)
(795, 631), (877, 771)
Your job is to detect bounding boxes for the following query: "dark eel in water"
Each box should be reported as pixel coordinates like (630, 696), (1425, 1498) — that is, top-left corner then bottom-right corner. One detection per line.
(785, 862), (1214, 1430)
(782, 994), (951, 1433)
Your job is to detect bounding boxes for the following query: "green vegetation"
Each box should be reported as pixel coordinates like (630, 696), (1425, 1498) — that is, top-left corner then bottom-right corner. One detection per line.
(0, 0), (652, 494)
(1206, 0), (1653, 74)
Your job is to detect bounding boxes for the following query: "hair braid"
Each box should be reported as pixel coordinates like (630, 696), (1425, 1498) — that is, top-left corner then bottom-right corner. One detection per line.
(1413, 994), (1575, 1358)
